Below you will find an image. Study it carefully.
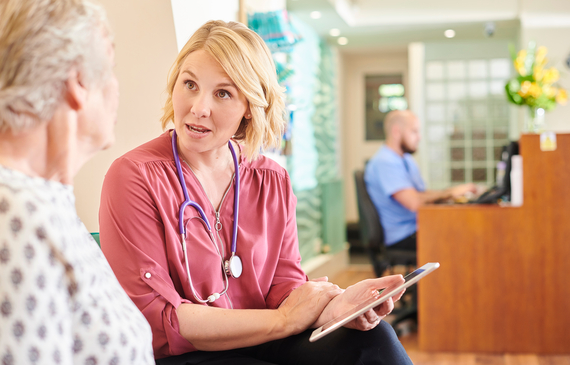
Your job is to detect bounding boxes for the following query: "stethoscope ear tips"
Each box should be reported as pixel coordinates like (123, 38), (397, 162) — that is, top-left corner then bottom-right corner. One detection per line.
(207, 293), (221, 302)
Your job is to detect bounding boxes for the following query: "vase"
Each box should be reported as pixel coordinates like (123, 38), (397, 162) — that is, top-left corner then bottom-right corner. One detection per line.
(524, 107), (545, 133)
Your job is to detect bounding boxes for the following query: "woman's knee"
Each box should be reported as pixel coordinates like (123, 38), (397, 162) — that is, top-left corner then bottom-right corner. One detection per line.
(330, 321), (412, 365)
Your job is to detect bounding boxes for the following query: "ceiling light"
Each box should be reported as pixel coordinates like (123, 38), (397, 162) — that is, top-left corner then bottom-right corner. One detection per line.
(329, 28), (341, 37)
(310, 11), (321, 19)
(337, 37), (348, 45)
(444, 29), (456, 38)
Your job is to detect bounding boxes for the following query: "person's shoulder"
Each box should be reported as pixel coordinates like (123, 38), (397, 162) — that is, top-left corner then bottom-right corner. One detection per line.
(371, 146), (401, 167)
(0, 167), (66, 213)
(0, 172), (64, 249)
(243, 154), (289, 180)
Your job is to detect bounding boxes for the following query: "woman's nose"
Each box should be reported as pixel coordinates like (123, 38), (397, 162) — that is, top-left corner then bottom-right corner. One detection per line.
(191, 94), (211, 118)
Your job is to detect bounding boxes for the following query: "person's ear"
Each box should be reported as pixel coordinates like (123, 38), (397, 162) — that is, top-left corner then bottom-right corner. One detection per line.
(64, 68), (87, 111)
(244, 106), (252, 119)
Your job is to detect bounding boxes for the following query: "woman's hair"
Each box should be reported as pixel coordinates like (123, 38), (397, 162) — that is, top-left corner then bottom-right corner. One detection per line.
(0, 0), (113, 134)
(160, 20), (286, 161)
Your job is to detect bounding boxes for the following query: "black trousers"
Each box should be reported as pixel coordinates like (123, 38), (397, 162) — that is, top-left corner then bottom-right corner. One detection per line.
(388, 232), (416, 252)
(155, 320), (412, 365)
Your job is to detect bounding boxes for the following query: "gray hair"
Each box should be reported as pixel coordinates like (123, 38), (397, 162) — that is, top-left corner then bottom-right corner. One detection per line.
(0, 0), (113, 133)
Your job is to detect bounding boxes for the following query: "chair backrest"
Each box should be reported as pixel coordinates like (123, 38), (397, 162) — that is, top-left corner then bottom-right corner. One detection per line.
(90, 232), (101, 247)
(353, 170), (385, 253)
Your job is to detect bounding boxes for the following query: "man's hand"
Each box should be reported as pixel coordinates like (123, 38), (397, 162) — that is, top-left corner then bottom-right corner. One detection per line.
(447, 183), (477, 198)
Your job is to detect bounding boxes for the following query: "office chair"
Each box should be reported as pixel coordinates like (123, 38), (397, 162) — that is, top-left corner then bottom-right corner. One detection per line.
(354, 170), (417, 334)
(353, 170), (416, 277)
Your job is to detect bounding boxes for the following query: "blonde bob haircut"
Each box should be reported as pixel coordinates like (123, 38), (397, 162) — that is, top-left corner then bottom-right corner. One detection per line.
(160, 20), (286, 161)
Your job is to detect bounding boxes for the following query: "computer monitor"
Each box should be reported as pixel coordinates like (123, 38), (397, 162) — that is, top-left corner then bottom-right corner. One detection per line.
(473, 140), (519, 204)
(499, 141), (519, 199)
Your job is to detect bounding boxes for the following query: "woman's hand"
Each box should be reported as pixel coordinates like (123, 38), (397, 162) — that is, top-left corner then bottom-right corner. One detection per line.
(313, 275), (405, 331)
(277, 277), (343, 336)
(176, 277), (341, 351)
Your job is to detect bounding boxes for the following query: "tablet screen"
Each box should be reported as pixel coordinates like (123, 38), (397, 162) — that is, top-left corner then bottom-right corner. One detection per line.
(309, 262), (439, 342)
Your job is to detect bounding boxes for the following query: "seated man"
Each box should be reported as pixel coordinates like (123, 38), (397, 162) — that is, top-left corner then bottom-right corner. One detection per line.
(364, 110), (476, 251)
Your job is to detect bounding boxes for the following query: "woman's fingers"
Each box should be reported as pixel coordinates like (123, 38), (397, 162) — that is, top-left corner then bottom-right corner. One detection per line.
(363, 309), (379, 323)
(391, 288), (406, 302)
(311, 276), (329, 282)
(369, 275), (405, 290)
(373, 298), (395, 317)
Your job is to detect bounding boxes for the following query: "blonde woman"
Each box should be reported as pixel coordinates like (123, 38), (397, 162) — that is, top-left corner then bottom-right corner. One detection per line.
(0, 0), (154, 363)
(100, 20), (412, 364)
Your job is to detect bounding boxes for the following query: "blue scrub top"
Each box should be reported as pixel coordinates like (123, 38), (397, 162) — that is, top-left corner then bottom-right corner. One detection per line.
(364, 146), (425, 245)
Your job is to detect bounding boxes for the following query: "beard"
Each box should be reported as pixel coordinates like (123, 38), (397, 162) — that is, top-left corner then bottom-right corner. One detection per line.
(401, 140), (417, 154)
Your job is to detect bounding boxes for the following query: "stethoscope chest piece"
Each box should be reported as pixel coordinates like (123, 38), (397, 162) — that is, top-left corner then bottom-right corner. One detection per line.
(225, 254), (243, 278)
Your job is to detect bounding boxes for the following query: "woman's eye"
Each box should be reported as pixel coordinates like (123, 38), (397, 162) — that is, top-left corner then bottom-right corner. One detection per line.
(218, 90), (231, 99)
(184, 81), (196, 90)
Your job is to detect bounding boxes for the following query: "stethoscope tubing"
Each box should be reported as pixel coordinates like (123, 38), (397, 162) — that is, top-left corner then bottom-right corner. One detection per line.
(172, 129), (239, 254)
(171, 129), (241, 303)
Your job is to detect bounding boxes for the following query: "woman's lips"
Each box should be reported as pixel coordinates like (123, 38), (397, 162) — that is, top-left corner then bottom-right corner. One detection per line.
(185, 124), (211, 138)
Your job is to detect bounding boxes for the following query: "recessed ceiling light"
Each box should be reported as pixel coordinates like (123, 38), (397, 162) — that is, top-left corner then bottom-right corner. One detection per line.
(310, 11), (321, 19)
(337, 37), (348, 45)
(329, 28), (341, 37)
(444, 29), (456, 38)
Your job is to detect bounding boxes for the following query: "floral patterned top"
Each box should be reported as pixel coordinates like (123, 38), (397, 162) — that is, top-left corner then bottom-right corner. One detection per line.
(0, 165), (154, 365)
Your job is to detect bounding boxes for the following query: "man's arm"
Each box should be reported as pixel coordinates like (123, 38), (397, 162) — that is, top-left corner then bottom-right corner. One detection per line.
(393, 183), (477, 212)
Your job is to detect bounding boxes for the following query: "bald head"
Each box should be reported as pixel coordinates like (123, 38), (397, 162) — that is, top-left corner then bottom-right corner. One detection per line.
(384, 110), (416, 138)
(384, 110), (420, 154)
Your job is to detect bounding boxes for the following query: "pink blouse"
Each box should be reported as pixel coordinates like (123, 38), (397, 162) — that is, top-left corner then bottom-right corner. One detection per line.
(99, 131), (308, 359)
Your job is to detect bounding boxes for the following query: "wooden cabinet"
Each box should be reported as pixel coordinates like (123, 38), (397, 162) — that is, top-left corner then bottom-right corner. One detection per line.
(417, 133), (570, 354)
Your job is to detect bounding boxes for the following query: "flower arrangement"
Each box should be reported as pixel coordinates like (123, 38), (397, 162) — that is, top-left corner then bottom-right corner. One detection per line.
(505, 42), (567, 132)
(505, 42), (567, 112)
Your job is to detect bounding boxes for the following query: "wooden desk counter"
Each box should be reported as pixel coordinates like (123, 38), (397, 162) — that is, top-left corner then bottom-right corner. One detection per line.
(417, 134), (570, 354)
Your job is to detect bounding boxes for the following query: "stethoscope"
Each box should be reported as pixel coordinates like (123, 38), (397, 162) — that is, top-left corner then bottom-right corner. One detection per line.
(171, 129), (242, 304)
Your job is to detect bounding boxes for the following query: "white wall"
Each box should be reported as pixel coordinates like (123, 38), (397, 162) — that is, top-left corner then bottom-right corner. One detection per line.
(341, 49), (408, 223)
(73, 0), (178, 232)
(170, 0), (239, 51)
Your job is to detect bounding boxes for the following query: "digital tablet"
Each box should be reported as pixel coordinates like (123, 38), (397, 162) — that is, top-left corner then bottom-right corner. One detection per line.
(309, 262), (440, 342)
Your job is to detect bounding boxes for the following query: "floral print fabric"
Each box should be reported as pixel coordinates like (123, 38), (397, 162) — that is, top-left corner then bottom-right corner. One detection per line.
(0, 165), (154, 365)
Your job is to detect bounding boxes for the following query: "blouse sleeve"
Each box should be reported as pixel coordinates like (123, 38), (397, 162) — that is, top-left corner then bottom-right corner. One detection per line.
(0, 195), (74, 364)
(264, 173), (308, 309)
(99, 157), (195, 357)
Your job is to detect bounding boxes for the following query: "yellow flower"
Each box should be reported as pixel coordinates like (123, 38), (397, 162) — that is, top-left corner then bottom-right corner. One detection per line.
(535, 46), (548, 67)
(528, 82), (542, 98)
(518, 80), (532, 97)
(514, 60), (526, 76)
(556, 89), (568, 105)
(542, 68), (560, 84)
(533, 65), (544, 82)
(515, 49), (528, 76)
(543, 85), (557, 98)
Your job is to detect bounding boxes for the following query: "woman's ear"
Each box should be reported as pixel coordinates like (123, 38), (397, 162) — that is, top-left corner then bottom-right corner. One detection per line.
(64, 68), (87, 111)
(244, 106), (252, 119)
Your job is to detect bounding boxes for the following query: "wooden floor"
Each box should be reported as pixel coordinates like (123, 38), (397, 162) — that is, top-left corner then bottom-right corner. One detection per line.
(330, 264), (570, 365)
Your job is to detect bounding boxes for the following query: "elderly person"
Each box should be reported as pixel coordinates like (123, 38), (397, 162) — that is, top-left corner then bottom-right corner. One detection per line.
(0, 0), (154, 363)
(100, 20), (412, 364)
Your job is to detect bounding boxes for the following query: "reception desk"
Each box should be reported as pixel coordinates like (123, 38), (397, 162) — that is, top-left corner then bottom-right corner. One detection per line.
(417, 133), (570, 354)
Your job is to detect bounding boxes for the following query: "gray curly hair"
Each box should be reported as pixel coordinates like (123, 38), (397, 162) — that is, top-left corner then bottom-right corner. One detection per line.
(0, 0), (113, 133)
